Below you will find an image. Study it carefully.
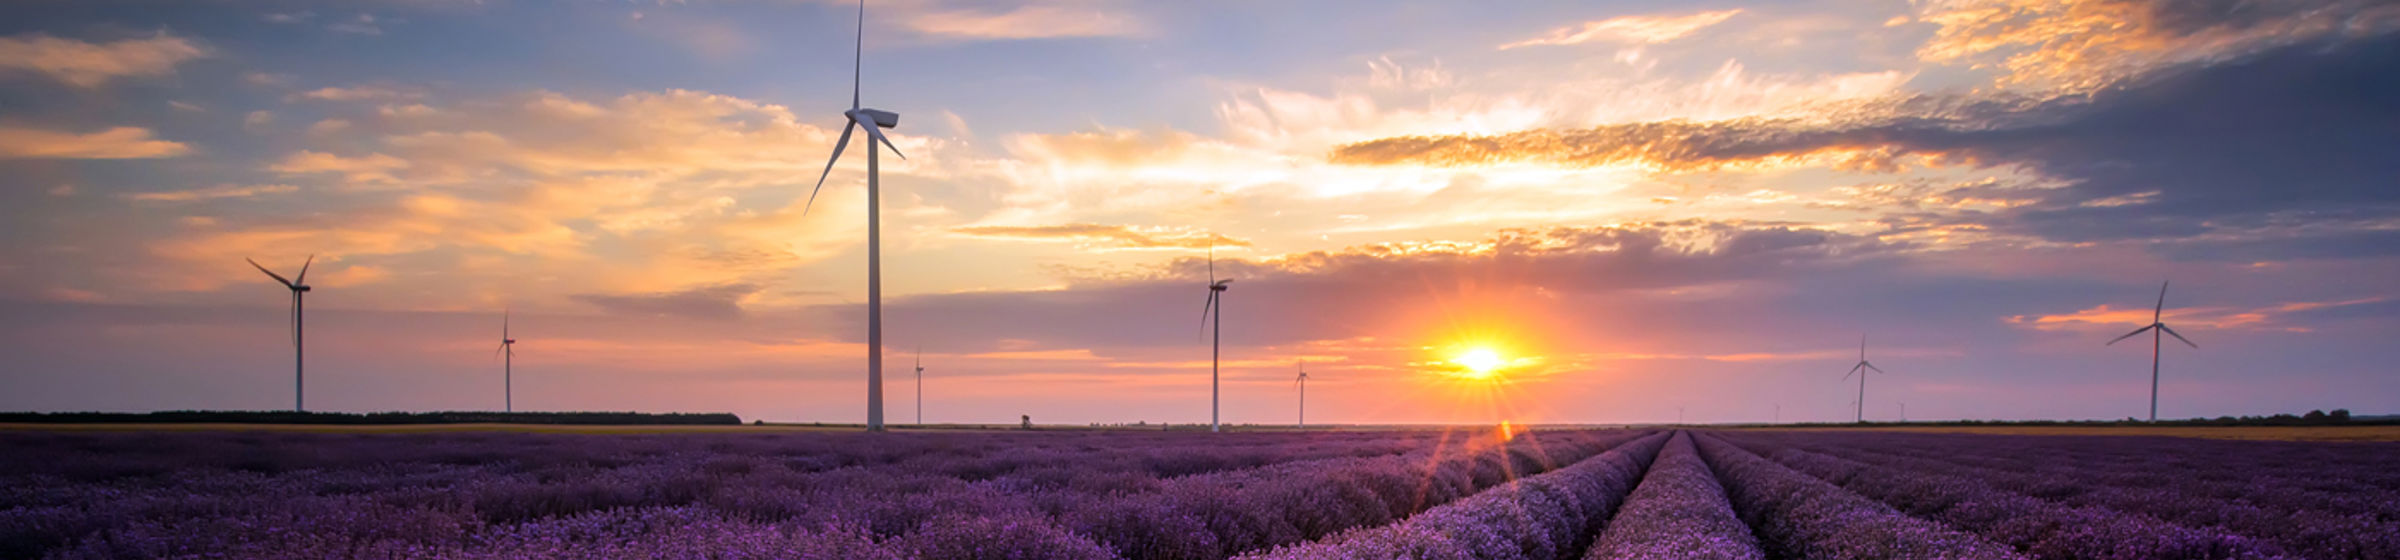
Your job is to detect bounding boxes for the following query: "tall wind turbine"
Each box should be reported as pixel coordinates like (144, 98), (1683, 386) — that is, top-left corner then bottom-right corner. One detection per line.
(496, 310), (517, 413)
(2107, 280), (2198, 422)
(1199, 246), (1234, 433)
(247, 255), (313, 411)
(914, 347), (924, 426)
(1840, 334), (1883, 423)
(808, 0), (907, 431)
(1294, 360), (1309, 429)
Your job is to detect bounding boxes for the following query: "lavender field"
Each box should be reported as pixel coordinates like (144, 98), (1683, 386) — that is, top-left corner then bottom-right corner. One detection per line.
(3, 428), (2397, 560)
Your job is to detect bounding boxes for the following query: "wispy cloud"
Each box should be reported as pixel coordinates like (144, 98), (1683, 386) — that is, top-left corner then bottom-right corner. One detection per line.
(903, 4), (1145, 40)
(118, 184), (300, 203)
(1499, 9), (1742, 49)
(0, 126), (190, 159)
(572, 283), (761, 320)
(2008, 297), (2393, 333)
(288, 85), (422, 102)
(951, 223), (1251, 250)
(0, 32), (207, 87)
(1916, 0), (2400, 89)
(267, 151), (409, 185)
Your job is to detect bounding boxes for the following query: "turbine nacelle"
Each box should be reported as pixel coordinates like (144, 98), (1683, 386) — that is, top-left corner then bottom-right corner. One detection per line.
(852, 108), (899, 128)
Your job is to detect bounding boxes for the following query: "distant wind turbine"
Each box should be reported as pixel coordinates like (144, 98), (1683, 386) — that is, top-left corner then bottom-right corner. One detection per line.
(496, 310), (516, 413)
(246, 255), (313, 412)
(2107, 280), (2198, 422)
(1294, 360), (1309, 429)
(807, 0), (908, 431)
(914, 346), (924, 426)
(1840, 334), (1884, 423)
(1199, 245), (1234, 433)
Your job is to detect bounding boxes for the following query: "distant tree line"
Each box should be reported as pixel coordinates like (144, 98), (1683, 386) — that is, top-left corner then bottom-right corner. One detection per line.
(1754, 409), (2384, 428)
(0, 410), (743, 425)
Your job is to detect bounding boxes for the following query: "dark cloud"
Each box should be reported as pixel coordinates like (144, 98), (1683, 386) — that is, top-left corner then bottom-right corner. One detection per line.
(950, 223), (1252, 250)
(862, 221), (1902, 353)
(1335, 34), (2400, 256)
(570, 283), (759, 320)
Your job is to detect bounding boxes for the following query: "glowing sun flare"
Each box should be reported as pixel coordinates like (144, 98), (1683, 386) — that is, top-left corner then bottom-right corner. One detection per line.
(1456, 348), (1505, 375)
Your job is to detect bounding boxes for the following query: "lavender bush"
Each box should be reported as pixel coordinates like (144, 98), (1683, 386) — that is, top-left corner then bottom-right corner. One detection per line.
(1583, 432), (1763, 560)
(1724, 431), (2400, 560)
(1240, 431), (1669, 560)
(1692, 433), (2027, 560)
(1757, 444), (2286, 559)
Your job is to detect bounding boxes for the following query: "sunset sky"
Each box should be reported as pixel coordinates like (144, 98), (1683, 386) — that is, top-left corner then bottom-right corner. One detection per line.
(4, 0), (2397, 425)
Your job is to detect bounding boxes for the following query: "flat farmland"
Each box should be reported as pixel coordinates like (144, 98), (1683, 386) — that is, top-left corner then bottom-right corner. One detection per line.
(5, 427), (2398, 559)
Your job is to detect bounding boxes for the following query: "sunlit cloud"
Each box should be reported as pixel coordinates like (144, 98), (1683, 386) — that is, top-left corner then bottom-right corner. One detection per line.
(0, 126), (190, 159)
(1499, 9), (1743, 49)
(1915, 0), (2400, 89)
(2007, 297), (2393, 333)
(0, 32), (207, 87)
(118, 184), (300, 203)
(902, 3), (1146, 40)
(951, 223), (1251, 250)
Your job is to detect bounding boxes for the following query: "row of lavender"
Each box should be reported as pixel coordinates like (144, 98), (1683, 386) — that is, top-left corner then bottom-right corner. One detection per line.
(0, 428), (1642, 559)
(1245, 428), (2399, 560)
(1718, 430), (2400, 560)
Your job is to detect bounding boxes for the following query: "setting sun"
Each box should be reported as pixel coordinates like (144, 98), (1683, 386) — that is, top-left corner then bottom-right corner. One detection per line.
(1455, 348), (1505, 377)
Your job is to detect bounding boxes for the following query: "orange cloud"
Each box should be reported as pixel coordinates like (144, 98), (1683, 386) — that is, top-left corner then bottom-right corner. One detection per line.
(951, 223), (1251, 250)
(1499, 9), (1743, 49)
(1916, 0), (2400, 89)
(0, 33), (206, 87)
(118, 184), (300, 203)
(904, 4), (1145, 40)
(2007, 297), (2392, 333)
(0, 126), (190, 159)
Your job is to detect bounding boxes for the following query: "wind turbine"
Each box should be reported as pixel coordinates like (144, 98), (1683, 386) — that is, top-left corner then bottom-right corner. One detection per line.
(914, 346), (924, 426)
(2107, 280), (2198, 422)
(1199, 245), (1234, 433)
(496, 310), (516, 413)
(1840, 334), (1883, 423)
(1294, 360), (1309, 429)
(246, 255), (313, 412)
(807, 0), (907, 431)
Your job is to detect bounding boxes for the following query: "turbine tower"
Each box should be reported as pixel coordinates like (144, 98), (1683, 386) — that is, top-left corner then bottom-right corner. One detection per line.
(2107, 280), (2198, 422)
(247, 255), (313, 412)
(1294, 360), (1309, 429)
(1198, 246), (1233, 433)
(808, 0), (907, 431)
(1840, 334), (1883, 423)
(496, 310), (516, 413)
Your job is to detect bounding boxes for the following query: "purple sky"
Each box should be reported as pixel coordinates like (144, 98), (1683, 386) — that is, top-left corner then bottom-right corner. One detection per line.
(3, 0), (2397, 424)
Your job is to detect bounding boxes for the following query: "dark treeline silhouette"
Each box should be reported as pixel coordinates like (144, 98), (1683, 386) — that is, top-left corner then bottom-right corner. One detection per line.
(0, 410), (742, 425)
(1736, 408), (2381, 428)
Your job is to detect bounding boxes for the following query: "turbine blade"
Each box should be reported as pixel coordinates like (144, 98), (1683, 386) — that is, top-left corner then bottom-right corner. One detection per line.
(2106, 324), (2157, 346)
(862, 124), (906, 160)
(1865, 362), (1885, 374)
(1860, 333), (1867, 361)
(2155, 280), (2169, 322)
(805, 121), (858, 216)
(852, 0), (863, 110)
(2160, 324), (2198, 348)
(293, 254), (314, 285)
(1199, 292), (1216, 337)
(247, 258), (295, 288)
(1207, 244), (1215, 283)
(1842, 364), (1860, 381)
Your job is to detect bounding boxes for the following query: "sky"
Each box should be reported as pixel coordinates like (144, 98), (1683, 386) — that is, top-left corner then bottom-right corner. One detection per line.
(3, 0), (2397, 425)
